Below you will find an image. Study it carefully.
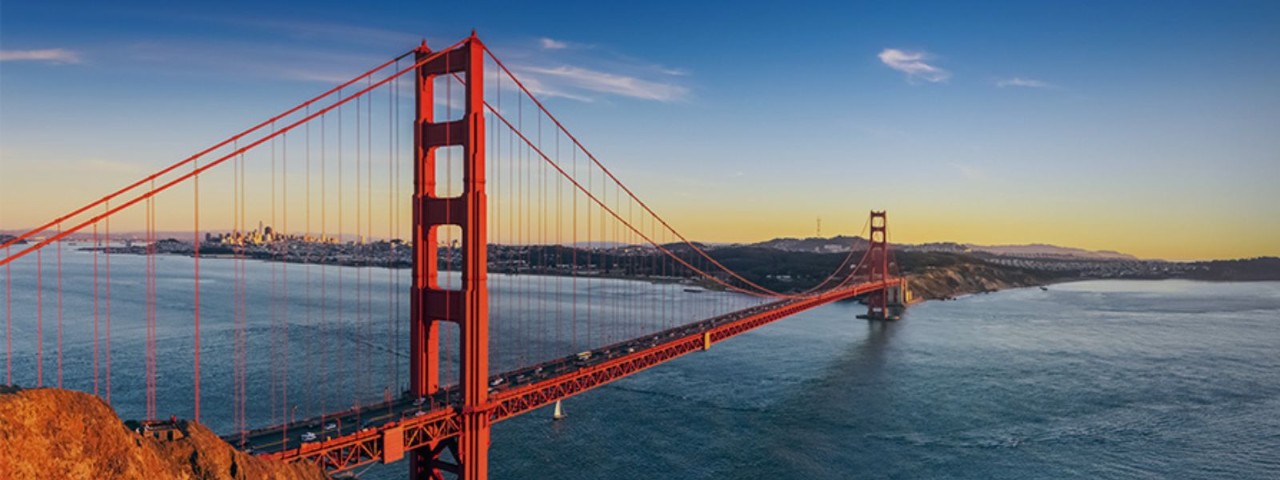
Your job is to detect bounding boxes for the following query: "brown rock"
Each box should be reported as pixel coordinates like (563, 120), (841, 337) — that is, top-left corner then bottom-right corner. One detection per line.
(0, 387), (328, 480)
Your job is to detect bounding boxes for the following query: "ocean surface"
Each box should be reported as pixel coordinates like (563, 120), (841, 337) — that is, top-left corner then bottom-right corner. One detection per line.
(4, 249), (1279, 479)
(475, 279), (1280, 480)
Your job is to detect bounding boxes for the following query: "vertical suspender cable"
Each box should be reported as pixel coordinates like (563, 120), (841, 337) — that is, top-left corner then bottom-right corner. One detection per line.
(366, 76), (375, 404)
(576, 146), (581, 353)
(282, 130), (290, 425)
(320, 113), (329, 416)
(555, 128), (563, 359)
(394, 72), (402, 396)
(356, 92), (365, 401)
(338, 92), (346, 410)
(4, 243), (9, 386)
(93, 223), (100, 396)
(306, 105), (313, 417)
(36, 248), (42, 387)
(56, 223), (62, 388)
(271, 123), (279, 426)
(146, 180), (156, 419)
(366, 80), (374, 402)
(386, 67), (395, 401)
(105, 202), (111, 404)
(194, 155), (201, 422)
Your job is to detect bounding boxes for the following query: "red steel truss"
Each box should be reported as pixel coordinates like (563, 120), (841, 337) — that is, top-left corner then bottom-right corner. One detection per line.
(266, 278), (897, 473)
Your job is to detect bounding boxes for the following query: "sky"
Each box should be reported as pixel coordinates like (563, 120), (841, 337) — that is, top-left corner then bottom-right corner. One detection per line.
(1, 0), (1278, 261)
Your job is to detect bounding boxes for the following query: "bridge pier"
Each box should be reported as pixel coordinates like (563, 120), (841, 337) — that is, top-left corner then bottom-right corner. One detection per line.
(860, 279), (910, 321)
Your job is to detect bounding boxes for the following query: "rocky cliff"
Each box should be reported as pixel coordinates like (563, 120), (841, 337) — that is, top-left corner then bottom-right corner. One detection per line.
(0, 386), (327, 480)
(905, 262), (1050, 300)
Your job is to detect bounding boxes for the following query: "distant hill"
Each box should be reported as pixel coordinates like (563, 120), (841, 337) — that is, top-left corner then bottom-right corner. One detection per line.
(747, 236), (1135, 261)
(747, 235), (870, 253)
(965, 243), (1137, 261)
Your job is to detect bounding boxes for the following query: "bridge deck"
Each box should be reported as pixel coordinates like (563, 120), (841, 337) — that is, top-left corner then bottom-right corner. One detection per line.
(236, 279), (892, 472)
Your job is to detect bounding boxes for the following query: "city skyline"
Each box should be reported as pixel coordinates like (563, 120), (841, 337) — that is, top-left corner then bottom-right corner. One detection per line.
(2, 1), (1279, 261)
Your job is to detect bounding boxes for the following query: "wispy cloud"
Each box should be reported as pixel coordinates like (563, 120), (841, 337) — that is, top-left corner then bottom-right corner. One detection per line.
(272, 67), (360, 84)
(507, 36), (692, 103)
(0, 48), (82, 64)
(539, 37), (569, 50)
(516, 65), (690, 102)
(997, 77), (1053, 88)
(123, 40), (394, 84)
(878, 48), (949, 83)
(950, 162), (984, 180)
(502, 71), (596, 103)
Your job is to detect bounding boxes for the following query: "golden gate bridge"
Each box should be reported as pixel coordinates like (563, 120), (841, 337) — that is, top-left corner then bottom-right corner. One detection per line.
(0, 33), (909, 479)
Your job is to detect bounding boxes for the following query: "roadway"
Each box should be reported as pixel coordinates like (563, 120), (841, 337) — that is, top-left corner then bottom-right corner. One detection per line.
(228, 296), (806, 455)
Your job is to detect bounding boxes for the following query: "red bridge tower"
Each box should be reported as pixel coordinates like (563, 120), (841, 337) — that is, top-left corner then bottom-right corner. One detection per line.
(862, 211), (906, 321)
(410, 34), (490, 480)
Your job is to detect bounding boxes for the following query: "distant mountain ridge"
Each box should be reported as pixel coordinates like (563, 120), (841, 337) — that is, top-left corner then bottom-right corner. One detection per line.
(747, 236), (1138, 261)
(970, 243), (1136, 260)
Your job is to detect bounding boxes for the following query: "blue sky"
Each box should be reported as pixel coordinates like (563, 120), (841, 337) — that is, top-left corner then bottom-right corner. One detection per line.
(2, 1), (1278, 259)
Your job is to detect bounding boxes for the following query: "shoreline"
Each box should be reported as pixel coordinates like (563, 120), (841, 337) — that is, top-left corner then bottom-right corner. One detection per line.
(75, 246), (1278, 302)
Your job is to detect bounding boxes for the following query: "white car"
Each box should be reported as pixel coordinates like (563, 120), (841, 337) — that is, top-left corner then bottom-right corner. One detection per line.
(299, 432), (317, 442)
(323, 422), (337, 431)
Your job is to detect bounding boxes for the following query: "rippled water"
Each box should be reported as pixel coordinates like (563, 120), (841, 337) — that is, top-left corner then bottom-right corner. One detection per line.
(5, 250), (1278, 478)
(476, 280), (1280, 479)
(1, 248), (762, 434)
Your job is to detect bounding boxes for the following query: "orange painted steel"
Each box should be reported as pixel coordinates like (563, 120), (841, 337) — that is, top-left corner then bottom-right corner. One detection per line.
(267, 279), (895, 474)
(263, 407), (462, 471)
(0, 30), (908, 480)
(266, 37), (906, 479)
(409, 34), (489, 480)
(866, 211), (893, 319)
(485, 280), (895, 422)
